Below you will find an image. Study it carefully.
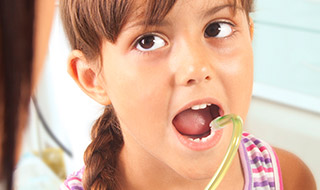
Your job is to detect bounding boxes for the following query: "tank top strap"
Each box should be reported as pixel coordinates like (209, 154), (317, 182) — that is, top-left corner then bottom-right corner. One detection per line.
(60, 166), (84, 190)
(239, 132), (283, 190)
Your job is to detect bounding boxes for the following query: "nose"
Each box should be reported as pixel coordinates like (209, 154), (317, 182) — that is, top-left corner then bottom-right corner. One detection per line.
(173, 40), (213, 86)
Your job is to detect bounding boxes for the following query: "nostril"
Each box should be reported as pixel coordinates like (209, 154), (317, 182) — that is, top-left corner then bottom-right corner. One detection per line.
(187, 79), (197, 85)
(186, 75), (211, 85)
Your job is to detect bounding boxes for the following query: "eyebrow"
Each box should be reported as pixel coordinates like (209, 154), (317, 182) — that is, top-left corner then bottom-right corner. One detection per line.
(201, 4), (236, 19)
(124, 19), (171, 32)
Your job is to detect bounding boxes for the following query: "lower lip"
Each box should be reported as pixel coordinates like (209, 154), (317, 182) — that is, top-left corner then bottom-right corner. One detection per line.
(173, 127), (223, 151)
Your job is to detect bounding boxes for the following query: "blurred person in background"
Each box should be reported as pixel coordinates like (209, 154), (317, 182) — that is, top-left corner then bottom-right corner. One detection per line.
(0, 0), (55, 189)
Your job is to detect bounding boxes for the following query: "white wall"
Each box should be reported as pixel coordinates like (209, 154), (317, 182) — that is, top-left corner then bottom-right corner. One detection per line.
(246, 97), (320, 186)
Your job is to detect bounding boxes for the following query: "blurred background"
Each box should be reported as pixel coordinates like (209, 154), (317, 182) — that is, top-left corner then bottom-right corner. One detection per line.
(16, 0), (320, 189)
(246, 0), (320, 186)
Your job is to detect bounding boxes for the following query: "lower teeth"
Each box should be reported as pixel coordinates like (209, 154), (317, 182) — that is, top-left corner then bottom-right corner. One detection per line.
(189, 129), (215, 142)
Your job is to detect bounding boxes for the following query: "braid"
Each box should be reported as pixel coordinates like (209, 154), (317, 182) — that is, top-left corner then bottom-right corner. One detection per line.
(83, 105), (123, 190)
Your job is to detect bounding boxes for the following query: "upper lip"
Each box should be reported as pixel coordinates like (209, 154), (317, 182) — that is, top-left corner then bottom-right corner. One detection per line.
(172, 97), (224, 121)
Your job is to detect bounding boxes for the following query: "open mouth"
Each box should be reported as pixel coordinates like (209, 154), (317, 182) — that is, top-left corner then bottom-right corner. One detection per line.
(172, 103), (223, 150)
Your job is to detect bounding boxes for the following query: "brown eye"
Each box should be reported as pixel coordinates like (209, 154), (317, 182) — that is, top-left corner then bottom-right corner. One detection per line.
(204, 22), (233, 38)
(138, 35), (155, 49)
(136, 35), (165, 52)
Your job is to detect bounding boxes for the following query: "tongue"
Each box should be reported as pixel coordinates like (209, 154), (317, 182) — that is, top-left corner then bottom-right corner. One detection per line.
(173, 107), (212, 136)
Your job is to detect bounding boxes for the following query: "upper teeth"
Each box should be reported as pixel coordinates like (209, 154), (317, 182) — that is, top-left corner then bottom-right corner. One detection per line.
(191, 103), (211, 110)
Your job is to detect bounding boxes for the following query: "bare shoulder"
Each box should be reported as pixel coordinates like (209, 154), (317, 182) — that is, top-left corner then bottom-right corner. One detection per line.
(273, 147), (317, 190)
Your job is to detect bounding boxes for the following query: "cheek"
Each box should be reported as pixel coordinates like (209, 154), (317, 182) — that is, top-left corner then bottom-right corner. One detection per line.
(102, 56), (173, 130)
(218, 45), (253, 119)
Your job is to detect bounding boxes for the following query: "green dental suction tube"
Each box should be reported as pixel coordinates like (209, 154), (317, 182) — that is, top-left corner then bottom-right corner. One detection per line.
(205, 114), (243, 190)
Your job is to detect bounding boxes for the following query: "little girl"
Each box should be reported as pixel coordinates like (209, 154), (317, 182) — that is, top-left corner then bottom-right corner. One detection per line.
(60, 0), (316, 189)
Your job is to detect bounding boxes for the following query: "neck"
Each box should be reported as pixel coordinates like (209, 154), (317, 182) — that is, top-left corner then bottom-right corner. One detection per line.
(117, 141), (244, 190)
(117, 143), (205, 190)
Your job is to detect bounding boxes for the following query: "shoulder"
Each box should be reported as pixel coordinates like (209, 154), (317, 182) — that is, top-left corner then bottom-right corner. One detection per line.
(273, 147), (317, 190)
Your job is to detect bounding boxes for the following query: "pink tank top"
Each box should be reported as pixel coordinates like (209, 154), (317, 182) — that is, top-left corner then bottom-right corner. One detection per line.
(61, 132), (283, 190)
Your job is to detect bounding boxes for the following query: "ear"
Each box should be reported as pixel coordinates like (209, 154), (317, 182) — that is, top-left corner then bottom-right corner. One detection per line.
(249, 17), (254, 40)
(68, 50), (110, 105)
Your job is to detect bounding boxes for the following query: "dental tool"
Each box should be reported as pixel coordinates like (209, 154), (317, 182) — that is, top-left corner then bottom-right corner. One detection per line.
(205, 114), (243, 190)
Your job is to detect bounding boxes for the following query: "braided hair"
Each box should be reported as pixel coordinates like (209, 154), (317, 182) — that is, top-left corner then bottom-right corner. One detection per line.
(83, 105), (123, 189)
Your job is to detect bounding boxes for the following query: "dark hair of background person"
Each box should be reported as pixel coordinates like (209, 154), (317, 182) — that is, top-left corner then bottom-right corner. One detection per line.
(0, 0), (35, 190)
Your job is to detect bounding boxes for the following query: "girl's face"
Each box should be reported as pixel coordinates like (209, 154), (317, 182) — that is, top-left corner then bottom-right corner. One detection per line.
(99, 0), (253, 181)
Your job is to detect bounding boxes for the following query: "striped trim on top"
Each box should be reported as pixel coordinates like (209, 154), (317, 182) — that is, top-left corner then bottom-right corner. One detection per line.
(240, 132), (283, 190)
(60, 167), (84, 190)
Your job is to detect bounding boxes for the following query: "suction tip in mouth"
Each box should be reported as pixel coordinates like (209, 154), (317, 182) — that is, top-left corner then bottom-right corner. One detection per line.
(172, 104), (221, 139)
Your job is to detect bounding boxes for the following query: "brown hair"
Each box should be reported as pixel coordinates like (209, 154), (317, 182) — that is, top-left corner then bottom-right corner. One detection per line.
(0, 0), (35, 190)
(60, 0), (254, 189)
